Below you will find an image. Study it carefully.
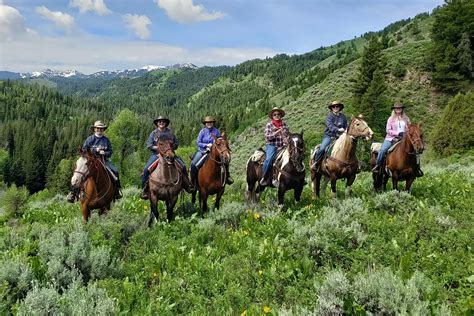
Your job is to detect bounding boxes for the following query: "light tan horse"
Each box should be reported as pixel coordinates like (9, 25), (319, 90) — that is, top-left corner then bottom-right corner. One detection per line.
(310, 115), (373, 199)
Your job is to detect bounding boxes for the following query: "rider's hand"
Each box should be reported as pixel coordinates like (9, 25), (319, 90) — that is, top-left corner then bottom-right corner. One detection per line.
(206, 143), (213, 149)
(96, 147), (101, 152)
(99, 150), (105, 155)
(338, 128), (345, 132)
(398, 132), (404, 137)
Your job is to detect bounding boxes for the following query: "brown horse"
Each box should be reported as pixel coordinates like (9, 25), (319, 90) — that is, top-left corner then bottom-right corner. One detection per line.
(246, 132), (306, 206)
(371, 123), (424, 191)
(71, 149), (116, 222)
(147, 135), (186, 225)
(191, 135), (231, 214)
(310, 115), (373, 199)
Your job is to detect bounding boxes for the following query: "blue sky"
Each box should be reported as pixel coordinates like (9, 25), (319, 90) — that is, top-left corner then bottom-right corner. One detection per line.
(1, 0), (444, 74)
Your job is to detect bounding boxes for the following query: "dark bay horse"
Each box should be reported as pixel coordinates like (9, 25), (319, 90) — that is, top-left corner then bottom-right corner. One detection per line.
(310, 115), (373, 199)
(148, 136), (186, 225)
(246, 132), (306, 206)
(71, 149), (116, 222)
(191, 135), (231, 214)
(371, 123), (424, 191)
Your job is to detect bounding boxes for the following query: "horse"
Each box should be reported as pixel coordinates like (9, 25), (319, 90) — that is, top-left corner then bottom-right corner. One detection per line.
(246, 131), (306, 206)
(147, 135), (186, 225)
(310, 115), (373, 199)
(71, 148), (116, 222)
(371, 123), (424, 192)
(191, 134), (231, 214)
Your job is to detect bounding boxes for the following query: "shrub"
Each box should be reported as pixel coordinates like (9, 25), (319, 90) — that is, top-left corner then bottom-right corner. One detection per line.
(315, 270), (351, 315)
(431, 92), (474, 156)
(0, 256), (35, 312)
(373, 190), (418, 214)
(0, 184), (29, 218)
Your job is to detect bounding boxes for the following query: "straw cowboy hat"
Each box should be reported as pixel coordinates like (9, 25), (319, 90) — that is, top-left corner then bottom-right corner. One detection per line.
(328, 100), (345, 110)
(91, 120), (107, 130)
(202, 116), (216, 124)
(268, 107), (285, 119)
(391, 102), (406, 109)
(153, 116), (170, 126)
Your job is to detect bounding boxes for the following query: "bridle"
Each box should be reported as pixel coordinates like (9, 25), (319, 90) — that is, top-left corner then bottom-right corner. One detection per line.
(74, 153), (113, 202)
(209, 138), (231, 165)
(405, 126), (424, 155)
(346, 117), (370, 139)
(286, 135), (305, 172)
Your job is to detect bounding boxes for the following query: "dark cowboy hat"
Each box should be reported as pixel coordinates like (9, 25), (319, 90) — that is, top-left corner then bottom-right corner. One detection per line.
(91, 120), (107, 130)
(391, 102), (406, 109)
(202, 116), (216, 124)
(328, 100), (345, 110)
(268, 107), (285, 119)
(153, 116), (170, 126)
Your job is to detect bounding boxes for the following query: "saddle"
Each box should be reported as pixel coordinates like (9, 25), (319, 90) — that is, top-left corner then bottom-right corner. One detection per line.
(371, 138), (402, 155)
(250, 146), (287, 184)
(311, 139), (337, 162)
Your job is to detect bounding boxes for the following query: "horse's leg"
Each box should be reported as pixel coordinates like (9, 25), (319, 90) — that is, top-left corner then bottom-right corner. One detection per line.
(314, 173), (321, 198)
(322, 176), (330, 197)
(166, 196), (178, 222)
(202, 192), (209, 214)
(330, 176), (337, 200)
(148, 198), (159, 227)
(191, 190), (196, 205)
(294, 184), (303, 202)
(405, 177), (415, 193)
(345, 174), (356, 198)
(391, 173), (399, 191)
(81, 202), (90, 223)
(277, 185), (285, 206)
(215, 189), (224, 210)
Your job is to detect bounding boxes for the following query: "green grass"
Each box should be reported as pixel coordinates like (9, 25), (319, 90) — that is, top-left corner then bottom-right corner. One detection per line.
(1, 157), (472, 314)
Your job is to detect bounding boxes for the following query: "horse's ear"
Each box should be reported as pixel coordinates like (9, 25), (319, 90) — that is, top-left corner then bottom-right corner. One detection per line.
(300, 130), (304, 137)
(418, 122), (422, 128)
(211, 134), (217, 140)
(221, 132), (226, 139)
(357, 114), (364, 120)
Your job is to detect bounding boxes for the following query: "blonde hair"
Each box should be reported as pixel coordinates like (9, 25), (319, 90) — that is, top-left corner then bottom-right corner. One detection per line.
(390, 109), (409, 121)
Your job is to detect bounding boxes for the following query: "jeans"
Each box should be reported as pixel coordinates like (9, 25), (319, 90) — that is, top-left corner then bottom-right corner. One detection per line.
(142, 154), (158, 188)
(190, 151), (204, 179)
(376, 140), (392, 165)
(315, 135), (332, 162)
(262, 144), (278, 180)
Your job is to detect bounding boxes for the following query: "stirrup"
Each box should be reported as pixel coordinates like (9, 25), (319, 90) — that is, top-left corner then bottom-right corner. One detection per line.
(372, 165), (380, 173)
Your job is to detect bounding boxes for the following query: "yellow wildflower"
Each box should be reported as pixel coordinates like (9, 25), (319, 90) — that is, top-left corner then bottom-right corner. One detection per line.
(263, 306), (271, 313)
(240, 310), (247, 316)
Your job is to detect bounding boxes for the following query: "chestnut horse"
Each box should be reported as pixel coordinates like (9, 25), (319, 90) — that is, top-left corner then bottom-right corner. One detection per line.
(310, 115), (373, 199)
(191, 135), (231, 214)
(147, 135), (186, 225)
(246, 132), (306, 206)
(71, 149), (116, 222)
(371, 123), (424, 191)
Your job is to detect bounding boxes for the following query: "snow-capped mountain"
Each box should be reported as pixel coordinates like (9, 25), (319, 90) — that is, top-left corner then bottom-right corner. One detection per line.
(3, 63), (199, 80)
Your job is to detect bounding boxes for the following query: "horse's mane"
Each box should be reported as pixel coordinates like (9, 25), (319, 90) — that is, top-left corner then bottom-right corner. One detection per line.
(157, 134), (173, 142)
(331, 133), (350, 158)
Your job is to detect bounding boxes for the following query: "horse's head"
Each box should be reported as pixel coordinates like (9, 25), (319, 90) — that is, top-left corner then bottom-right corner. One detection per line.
(211, 133), (231, 164)
(157, 135), (175, 163)
(287, 131), (305, 172)
(71, 148), (96, 187)
(406, 123), (425, 154)
(348, 115), (373, 140)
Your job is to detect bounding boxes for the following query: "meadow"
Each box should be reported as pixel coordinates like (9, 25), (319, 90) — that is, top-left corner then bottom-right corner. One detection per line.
(1, 154), (472, 315)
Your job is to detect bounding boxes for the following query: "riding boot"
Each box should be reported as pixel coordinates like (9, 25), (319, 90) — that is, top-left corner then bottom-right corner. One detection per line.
(114, 178), (123, 200)
(66, 187), (80, 203)
(225, 164), (234, 185)
(140, 181), (149, 200)
(182, 174), (196, 193)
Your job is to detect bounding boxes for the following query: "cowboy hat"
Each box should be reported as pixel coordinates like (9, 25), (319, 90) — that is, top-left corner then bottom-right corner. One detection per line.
(153, 116), (170, 126)
(91, 120), (107, 130)
(202, 116), (216, 124)
(328, 100), (344, 110)
(391, 102), (406, 109)
(268, 107), (285, 119)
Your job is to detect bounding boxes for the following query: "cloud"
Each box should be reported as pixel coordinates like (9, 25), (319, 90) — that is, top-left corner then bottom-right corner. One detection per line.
(69, 0), (111, 16)
(123, 14), (152, 39)
(1, 33), (277, 74)
(0, 5), (30, 41)
(155, 0), (226, 24)
(36, 6), (76, 33)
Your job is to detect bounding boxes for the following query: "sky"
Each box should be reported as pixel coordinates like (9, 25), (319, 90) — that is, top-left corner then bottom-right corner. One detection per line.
(0, 0), (444, 74)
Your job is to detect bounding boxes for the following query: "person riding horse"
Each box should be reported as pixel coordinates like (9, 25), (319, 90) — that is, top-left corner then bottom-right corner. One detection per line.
(141, 116), (194, 200)
(372, 102), (423, 177)
(190, 116), (233, 187)
(313, 100), (348, 169)
(67, 120), (122, 202)
(259, 107), (290, 187)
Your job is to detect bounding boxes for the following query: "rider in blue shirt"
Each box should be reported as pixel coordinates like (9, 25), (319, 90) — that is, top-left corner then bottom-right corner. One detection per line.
(190, 116), (233, 186)
(67, 120), (122, 202)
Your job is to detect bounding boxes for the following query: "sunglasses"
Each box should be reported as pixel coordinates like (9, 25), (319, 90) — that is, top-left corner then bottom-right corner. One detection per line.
(273, 113), (281, 117)
(95, 127), (104, 130)
(157, 121), (167, 124)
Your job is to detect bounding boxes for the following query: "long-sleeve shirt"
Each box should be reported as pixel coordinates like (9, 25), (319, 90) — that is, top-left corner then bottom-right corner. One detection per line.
(264, 121), (289, 148)
(196, 127), (221, 152)
(147, 128), (179, 153)
(384, 115), (411, 141)
(82, 134), (112, 159)
(324, 112), (348, 137)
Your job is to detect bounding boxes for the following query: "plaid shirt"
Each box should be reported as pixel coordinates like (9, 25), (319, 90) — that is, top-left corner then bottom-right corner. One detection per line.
(264, 121), (289, 148)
